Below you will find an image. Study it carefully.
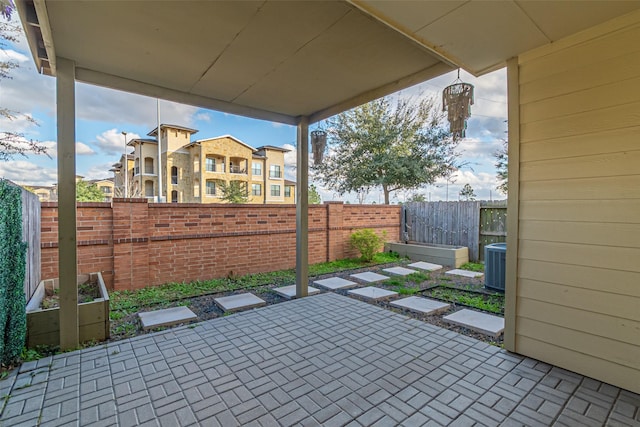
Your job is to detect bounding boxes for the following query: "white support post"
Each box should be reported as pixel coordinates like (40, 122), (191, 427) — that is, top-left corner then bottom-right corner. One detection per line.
(295, 117), (309, 297)
(156, 99), (163, 202)
(56, 57), (79, 349)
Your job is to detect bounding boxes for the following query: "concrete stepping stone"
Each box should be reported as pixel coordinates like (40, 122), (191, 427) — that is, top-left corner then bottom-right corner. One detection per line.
(313, 277), (358, 290)
(272, 285), (320, 300)
(350, 272), (389, 283)
(408, 261), (443, 272)
(443, 309), (504, 337)
(214, 293), (266, 313)
(348, 287), (398, 301)
(445, 269), (484, 278)
(390, 296), (450, 315)
(383, 266), (418, 276)
(138, 306), (197, 331)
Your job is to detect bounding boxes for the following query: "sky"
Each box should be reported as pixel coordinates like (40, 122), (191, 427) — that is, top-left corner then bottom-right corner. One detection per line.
(0, 17), (507, 204)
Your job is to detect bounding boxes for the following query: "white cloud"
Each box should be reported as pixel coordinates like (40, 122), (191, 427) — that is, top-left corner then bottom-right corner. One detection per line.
(282, 143), (297, 167)
(0, 160), (57, 186)
(0, 112), (38, 134)
(0, 48), (29, 63)
(195, 112), (211, 122)
(39, 141), (96, 157)
(82, 162), (115, 181)
(94, 129), (140, 154)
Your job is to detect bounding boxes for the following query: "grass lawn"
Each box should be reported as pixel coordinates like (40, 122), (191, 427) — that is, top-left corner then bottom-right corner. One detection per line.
(109, 252), (400, 321)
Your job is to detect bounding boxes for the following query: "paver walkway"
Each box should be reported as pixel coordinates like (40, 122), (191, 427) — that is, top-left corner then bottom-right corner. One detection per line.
(1, 293), (638, 426)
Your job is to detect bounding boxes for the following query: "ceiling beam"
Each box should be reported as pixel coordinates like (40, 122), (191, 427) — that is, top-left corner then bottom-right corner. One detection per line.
(74, 67), (300, 126)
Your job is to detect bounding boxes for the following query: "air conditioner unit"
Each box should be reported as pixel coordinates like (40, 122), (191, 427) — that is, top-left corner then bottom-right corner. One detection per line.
(485, 242), (506, 292)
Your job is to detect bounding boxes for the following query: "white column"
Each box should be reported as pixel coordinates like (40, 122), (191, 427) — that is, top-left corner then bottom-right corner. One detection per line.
(56, 57), (79, 349)
(295, 117), (309, 297)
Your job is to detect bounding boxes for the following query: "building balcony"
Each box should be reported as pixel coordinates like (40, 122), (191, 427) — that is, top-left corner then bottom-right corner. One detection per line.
(230, 165), (247, 174)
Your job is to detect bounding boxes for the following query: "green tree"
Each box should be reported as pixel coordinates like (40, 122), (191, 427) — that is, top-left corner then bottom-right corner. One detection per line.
(315, 96), (458, 204)
(76, 180), (105, 202)
(406, 193), (427, 203)
(308, 184), (321, 204)
(219, 181), (249, 204)
(495, 139), (508, 195)
(0, 5), (47, 161)
(459, 183), (476, 201)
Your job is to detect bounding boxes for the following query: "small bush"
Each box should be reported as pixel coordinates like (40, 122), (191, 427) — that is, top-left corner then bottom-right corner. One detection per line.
(349, 229), (386, 262)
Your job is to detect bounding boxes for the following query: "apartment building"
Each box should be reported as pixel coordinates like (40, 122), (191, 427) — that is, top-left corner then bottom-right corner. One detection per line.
(26, 177), (114, 202)
(114, 124), (295, 204)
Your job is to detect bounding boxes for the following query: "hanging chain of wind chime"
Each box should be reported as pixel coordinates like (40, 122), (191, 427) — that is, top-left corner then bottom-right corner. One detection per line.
(442, 69), (474, 140)
(310, 130), (327, 165)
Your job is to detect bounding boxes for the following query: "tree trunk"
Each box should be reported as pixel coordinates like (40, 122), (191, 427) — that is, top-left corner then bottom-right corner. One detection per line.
(383, 185), (390, 204)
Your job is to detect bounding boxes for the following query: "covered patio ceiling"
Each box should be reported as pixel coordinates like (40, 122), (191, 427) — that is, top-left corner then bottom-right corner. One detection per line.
(15, 0), (640, 351)
(19, 0), (640, 125)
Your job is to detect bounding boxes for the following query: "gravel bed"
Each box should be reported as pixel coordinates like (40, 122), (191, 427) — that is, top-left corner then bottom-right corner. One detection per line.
(111, 260), (505, 347)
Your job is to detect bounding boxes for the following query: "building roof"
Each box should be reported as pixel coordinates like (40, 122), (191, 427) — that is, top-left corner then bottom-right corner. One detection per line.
(127, 138), (157, 146)
(88, 178), (114, 184)
(147, 124), (198, 137)
(256, 145), (291, 153)
(284, 179), (296, 186)
(189, 135), (256, 152)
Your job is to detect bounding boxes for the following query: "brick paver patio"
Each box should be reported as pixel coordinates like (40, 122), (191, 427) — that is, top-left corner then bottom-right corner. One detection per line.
(1, 293), (638, 426)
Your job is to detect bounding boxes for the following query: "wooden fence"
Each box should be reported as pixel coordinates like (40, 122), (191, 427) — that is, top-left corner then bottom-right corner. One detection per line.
(478, 201), (508, 261)
(402, 200), (507, 262)
(2, 180), (41, 300)
(22, 184), (41, 300)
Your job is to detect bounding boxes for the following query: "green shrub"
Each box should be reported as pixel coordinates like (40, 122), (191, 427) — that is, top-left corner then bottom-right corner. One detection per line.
(0, 181), (27, 365)
(349, 229), (386, 262)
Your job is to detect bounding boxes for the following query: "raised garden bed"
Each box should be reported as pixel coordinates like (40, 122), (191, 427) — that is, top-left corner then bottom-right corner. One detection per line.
(385, 241), (469, 267)
(26, 273), (110, 347)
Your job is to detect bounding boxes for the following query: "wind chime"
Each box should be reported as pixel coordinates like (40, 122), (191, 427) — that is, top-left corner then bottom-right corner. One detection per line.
(310, 130), (327, 165)
(442, 69), (474, 140)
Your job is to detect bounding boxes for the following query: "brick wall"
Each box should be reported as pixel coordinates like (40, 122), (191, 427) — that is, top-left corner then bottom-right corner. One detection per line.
(41, 200), (400, 291)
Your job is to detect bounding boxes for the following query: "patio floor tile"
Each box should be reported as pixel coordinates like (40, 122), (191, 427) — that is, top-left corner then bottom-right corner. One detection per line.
(272, 285), (320, 300)
(350, 272), (389, 283)
(445, 269), (484, 278)
(382, 267), (418, 276)
(313, 277), (358, 290)
(214, 293), (266, 312)
(390, 297), (450, 315)
(347, 287), (398, 301)
(138, 306), (197, 331)
(408, 261), (443, 271)
(0, 293), (636, 426)
(443, 309), (505, 337)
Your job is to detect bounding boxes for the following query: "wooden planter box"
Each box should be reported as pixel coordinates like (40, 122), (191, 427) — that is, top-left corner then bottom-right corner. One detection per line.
(26, 272), (110, 348)
(385, 242), (469, 267)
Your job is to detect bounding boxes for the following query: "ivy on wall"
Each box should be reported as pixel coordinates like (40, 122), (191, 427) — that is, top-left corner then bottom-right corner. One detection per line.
(0, 180), (27, 365)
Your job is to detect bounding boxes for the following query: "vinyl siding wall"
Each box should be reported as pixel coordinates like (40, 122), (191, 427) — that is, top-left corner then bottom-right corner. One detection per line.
(513, 12), (640, 393)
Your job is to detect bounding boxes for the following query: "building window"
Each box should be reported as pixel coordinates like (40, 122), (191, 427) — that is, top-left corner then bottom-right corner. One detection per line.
(252, 162), (262, 176)
(285, 186), (292, 198)
(193, 155), (200, 173)
(145, 180), (154, 197)
(206, 180), (217, 196)
(270, 185), (280, 197)
(100, 186), (111, 194)
(252, 183), (261, 196)
(206, 157), (215, 172)
(171, 190), (178, 203)
(144, 157), (154, 174)
(269, 165), (281, 178)
(171, 166), (178, 184)
(134, 158), (140, 175)
(194, 179), (200, 198)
